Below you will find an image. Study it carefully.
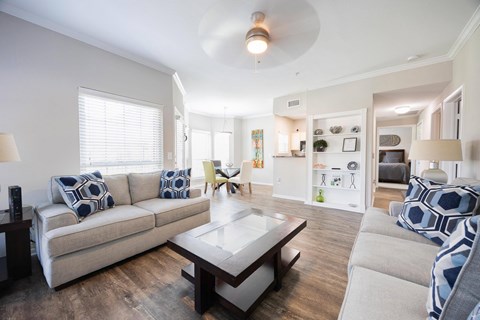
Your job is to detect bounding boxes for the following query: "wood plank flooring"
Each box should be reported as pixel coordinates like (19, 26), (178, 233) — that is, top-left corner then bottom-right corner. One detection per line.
(0, 185), (363, 320)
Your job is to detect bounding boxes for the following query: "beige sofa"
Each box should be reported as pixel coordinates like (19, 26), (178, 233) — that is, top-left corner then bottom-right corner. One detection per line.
(34, 171), (210, 289)
(338, 203), (440, 320)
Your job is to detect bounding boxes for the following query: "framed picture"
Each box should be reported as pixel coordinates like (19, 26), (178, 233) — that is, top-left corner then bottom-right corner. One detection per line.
(343, 137), (357, 152)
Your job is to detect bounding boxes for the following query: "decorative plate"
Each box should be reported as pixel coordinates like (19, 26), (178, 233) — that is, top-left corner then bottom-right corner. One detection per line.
(347, 161), (359, 170)
(351, 126), (360, 133)
(314, 129), (323, 135)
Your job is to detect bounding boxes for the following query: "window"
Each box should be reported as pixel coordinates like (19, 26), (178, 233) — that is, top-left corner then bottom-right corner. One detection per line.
(79, 88), (163, 174)
(175, 114), (185, 169)
(214, 132), (230, 165)
(191, 130), (211, 178)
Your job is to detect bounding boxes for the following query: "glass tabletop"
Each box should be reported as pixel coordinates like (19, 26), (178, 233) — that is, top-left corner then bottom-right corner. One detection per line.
(196, 213), (286, 254)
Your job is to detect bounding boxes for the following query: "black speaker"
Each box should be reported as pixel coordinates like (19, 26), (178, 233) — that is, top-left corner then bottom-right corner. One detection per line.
(8, 185), (23, 219)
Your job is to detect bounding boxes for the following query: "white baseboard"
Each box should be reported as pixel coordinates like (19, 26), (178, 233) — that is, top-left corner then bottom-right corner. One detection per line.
(272, 194), (306, 202)
(252, 181), (273, 186)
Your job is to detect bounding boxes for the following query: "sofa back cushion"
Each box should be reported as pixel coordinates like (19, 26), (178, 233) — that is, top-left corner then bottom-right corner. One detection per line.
(427, 216), (480, 320)
(48, 176), (66, 204)
(128, 171), (162, 203)
(104, 174), (131, 205)
(397, 176), (480, 245)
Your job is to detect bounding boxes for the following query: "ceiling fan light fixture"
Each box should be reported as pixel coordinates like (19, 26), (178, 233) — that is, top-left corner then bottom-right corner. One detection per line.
(394, 106), (411, 114)
(245, 27), (269, 55)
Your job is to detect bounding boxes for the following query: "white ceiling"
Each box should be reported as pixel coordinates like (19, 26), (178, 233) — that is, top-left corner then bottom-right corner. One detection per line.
(1, 0), (479, 118)
(373, 82), (450, 121)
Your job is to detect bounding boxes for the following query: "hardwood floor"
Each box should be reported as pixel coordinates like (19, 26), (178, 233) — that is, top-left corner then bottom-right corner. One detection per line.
(0, 185), (363, 320)
(372, 187), (405, 210)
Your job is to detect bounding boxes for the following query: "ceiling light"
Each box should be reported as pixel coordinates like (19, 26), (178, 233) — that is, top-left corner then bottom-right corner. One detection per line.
(245, 12), (269, 55)
(394, 106), (411, 114)
(246, 28), (269, 54)
(221, 107), (232, 134)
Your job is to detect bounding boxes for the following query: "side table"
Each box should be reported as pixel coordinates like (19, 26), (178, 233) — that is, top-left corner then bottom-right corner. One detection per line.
(0, 206), (33, 287)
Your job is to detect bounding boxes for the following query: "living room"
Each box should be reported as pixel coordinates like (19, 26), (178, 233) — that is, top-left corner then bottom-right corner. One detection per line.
(1, 1), (480, 319)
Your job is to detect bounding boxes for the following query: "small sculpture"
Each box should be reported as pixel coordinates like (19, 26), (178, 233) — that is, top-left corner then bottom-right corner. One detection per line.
(329, 126), (343, 134)
(314, 129), (323, 135)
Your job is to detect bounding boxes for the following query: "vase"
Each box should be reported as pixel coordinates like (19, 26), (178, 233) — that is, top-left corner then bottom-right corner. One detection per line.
(316, 189), (325, 202)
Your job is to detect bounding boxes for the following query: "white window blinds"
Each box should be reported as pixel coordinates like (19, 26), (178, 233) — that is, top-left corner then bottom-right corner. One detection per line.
(79, 88), (163, 174)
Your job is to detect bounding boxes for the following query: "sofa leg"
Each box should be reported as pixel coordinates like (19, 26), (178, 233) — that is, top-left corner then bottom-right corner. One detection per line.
(249, 182), (252, 194)
(239, 184), (244, 196)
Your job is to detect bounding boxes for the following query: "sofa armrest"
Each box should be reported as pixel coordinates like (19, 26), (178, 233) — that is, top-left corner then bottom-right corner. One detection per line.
(389, 201), (404, 217)
(35, 203), (78, 233)
(190, 188), (202, 198)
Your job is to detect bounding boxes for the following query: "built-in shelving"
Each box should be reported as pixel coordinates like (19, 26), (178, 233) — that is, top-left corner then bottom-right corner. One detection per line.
(307, 109), (367, 213)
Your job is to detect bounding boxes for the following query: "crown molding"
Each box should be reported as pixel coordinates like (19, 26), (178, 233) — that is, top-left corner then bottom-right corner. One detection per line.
(0, 3), (175, 75)
(315, 55), (452, 91)
(173, 72), (187, 96)
(448, 5), (480, 58)
(241, 113), (274, 120)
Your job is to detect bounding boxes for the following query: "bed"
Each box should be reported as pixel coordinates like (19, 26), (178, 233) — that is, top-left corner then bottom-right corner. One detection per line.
(378, 149), (410, 184)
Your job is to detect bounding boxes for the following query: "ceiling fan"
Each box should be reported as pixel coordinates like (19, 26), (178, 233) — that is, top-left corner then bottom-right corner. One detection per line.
(198, 0), (320, 70)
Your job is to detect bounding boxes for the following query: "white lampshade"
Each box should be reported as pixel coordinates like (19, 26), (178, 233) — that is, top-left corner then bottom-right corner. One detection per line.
(409, 139), (462, 183)
(408, 139), (463, 161)
(0, 133), (21, 162)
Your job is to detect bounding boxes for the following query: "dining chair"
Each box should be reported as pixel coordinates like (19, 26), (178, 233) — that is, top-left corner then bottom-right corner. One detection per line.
(212, 160), (222, 168)
(202, 160), (229, 196)
(228, 161), (253, 195)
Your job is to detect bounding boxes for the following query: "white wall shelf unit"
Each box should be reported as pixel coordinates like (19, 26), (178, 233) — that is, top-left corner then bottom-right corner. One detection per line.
(307, 109), (367, 213)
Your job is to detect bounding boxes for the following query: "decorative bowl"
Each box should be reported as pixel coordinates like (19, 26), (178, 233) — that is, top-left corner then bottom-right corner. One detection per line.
(226, 163), (233, 168)
(329, 126), (343, 134)
(314, 129), (323, 135)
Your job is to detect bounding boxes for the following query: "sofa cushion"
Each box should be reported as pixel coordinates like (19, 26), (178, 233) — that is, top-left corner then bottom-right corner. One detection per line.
(44, 205), (154, 258)
(159, 168), (191, 199)
(55, 171), (115, 219)
(338, 266), (428, 320)
(397, 176), (480, 245)
(361, 208), (439, 245)
(427, 216), (480, 320)
(349, 232), (439, 286)
(104, 174), (131, 205)
(134, 196), (210, 227)
(48, 176), (66, 204)
(128, 171), (162, 203)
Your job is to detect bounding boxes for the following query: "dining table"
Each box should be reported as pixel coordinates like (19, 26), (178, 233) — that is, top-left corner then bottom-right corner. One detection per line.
(215, 166), (240, 193)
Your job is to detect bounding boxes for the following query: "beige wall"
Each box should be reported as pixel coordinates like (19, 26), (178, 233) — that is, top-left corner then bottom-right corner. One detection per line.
(273, 61), (454, 205)
(0, 13), (174, 208)
(418, 25), (480, 179)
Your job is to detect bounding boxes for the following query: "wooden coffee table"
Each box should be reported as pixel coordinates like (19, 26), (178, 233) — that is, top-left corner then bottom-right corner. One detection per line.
(167, 208), (306, 318)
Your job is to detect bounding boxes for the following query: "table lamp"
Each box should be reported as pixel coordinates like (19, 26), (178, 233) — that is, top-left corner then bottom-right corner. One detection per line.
(408, 139), (462, 183)
(1, 133), (21, 217)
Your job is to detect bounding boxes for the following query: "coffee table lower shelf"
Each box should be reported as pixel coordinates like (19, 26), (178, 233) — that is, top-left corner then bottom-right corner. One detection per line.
(181, 246), (300, 318)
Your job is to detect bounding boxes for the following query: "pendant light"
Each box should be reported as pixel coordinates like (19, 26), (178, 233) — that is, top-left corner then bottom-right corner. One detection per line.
(221, 107), (232, 134)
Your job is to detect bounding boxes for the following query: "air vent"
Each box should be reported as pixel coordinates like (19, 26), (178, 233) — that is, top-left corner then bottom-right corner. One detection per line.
(287, 99), (301, 108)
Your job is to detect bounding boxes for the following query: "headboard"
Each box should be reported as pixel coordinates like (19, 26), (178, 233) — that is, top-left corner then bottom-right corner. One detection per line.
(379, 149), (405, 163)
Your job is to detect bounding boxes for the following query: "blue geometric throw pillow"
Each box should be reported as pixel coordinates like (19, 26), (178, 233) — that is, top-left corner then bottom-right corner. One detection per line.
(159, 168), (191, 199)
(467, 301), (480, 320)
(55, 171), (115, 219)
(427, 216), (479, 319)
(397, 176), (480, 245)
